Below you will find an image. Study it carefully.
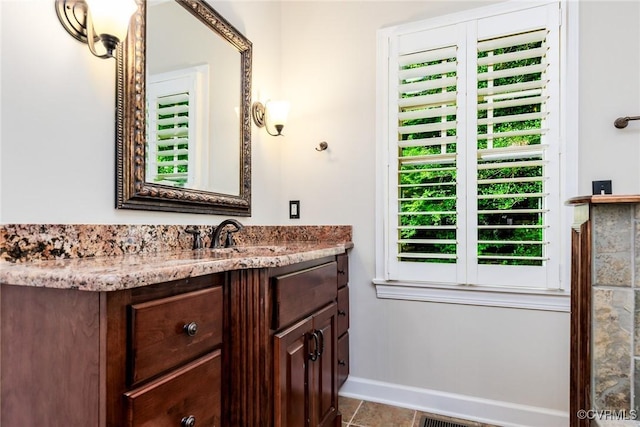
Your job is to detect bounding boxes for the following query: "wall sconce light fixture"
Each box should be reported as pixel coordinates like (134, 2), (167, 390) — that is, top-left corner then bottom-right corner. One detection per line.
(252, 100), (290, 136)
(55, 0), (138, 59)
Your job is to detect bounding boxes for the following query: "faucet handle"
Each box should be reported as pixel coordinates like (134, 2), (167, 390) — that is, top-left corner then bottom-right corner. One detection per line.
(185, 227), (204, 250)
(224, 231), (236, 248)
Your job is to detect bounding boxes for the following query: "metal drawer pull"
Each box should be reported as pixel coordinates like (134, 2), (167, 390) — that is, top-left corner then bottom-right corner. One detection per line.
(317, 329), (325, 358)
(183, 322), (198, 337)
(309, 331), (320, 362)
(338, 310), (346, 316)
(181, 415), (196, 427)
(338, 360), (346, 366)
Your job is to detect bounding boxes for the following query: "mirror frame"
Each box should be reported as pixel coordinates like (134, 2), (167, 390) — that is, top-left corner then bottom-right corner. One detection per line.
(116, 0), (252, 216)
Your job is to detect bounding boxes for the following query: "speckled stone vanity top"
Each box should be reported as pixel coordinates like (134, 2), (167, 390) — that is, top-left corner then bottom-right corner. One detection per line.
(0, 224), (352, 292)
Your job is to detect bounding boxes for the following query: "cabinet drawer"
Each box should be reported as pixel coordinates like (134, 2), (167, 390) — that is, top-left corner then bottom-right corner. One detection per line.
(129, 287), (223, 385)
(273, 262), (337, 330)
(124, 351), (221, 427)
(337, 286), (349, 337)
(337, 253), (349, 288)
(338, 332), (349, 388)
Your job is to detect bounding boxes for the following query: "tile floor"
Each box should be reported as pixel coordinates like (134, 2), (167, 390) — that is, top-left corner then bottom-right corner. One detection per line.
(339, 396), (499, 427)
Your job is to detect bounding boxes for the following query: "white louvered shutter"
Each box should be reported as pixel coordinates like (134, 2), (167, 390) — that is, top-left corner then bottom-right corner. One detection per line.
(388, 25), (467, 283)
(469, 4), (561, 288)
(386, 3), (561, 289)
(151, 92), (192, 186)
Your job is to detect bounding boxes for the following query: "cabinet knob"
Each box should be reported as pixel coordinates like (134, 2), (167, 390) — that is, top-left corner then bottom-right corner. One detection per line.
(338, 360), (346, 366)
(183, 322), (198, 337)
(338, 310), (346, 316)
(181, 415), (196, 427)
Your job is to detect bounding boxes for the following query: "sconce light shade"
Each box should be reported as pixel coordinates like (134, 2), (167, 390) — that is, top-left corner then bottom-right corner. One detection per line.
(85, 0), (137, 46)
(252, 100), (290, 136)
(55, 0), (137, 59)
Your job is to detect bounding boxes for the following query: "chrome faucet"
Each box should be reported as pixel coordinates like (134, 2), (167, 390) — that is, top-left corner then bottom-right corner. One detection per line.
(210, 219), (244, 248)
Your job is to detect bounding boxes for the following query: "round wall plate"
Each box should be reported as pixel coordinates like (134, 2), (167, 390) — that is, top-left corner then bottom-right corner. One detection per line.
(55, 0), (89, 43)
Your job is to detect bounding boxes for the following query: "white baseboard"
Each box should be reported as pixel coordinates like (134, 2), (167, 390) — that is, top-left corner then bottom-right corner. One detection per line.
(339, 376), (568, 427)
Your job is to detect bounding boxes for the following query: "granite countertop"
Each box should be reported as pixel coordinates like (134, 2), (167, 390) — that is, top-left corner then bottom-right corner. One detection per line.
(0, 242), (353, 292)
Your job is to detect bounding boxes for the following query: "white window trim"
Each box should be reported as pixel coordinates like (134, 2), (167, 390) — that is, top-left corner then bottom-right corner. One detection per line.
(374, 0), (578, 312)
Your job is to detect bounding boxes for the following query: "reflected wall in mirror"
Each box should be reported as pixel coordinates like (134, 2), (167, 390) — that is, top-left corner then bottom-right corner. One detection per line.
(116, 0), (252, 215)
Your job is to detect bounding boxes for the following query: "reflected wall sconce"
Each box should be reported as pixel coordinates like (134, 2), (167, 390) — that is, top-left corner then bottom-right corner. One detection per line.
(252, 100), (290, 136)
(55, 0), (138, 59)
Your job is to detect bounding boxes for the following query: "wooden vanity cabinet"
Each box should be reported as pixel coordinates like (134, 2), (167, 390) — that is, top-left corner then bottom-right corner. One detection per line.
(1, 273), (226, 427)
(273, 263), (339, 427)
(1, 251), (351, 427)
(336, 253), (350, 387)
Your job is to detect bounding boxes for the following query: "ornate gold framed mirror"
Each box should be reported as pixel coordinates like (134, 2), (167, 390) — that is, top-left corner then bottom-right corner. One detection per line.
(116, 0), (252, 215)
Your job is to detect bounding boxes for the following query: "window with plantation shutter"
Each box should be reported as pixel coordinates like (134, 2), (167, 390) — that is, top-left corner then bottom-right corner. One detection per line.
(146, 65), (209, 189)
(376, 0), (571, 305)
(150, 92), (191, 186)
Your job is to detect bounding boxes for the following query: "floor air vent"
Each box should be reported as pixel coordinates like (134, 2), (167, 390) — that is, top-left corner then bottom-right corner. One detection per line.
(419, 415), (470, 427)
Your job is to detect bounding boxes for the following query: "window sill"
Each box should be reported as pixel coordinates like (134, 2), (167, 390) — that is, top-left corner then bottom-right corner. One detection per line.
(372, 279), (570, 312)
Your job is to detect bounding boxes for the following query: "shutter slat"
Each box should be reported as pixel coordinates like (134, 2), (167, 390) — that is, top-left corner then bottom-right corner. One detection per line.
(478, 95), (548, 111)
(477, 46), (548, 67)
(477, 192), (547, 200)
(399, 61), (457, 80)
(399, 46), (458, 66)
(477, 255), (548, 261)
(158, 93), (189, 105)
(398, 135), (457, 148)
(478, 208), (548, 214)
(399, 120), (457, 135)
(477, 112), (547, 126)
(157, 104), (189, 115)
(400, 76), (458, 95)
(399, 211), (457, 216)
(155, 138), (189, 148)
(478, 80), (547, 97)
(400, 153), (457, 166)
(478, 176), (545, 185)
(399, 91), (457, 109)
(398, 105), (457, 121)
(398, 253), (457, 260)
(478, 128), (548, 140)
(477, 159), (546, 170)
(477, 29), (548, 51)
(478, 63), (548, 82)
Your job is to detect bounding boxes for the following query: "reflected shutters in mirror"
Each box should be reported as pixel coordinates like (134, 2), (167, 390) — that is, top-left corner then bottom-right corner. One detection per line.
(147, 66), (209, 189)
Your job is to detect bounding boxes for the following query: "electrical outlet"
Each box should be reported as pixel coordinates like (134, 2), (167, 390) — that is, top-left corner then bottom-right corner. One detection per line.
(289, 200), (300, 219)
(592, 180), (612, 195)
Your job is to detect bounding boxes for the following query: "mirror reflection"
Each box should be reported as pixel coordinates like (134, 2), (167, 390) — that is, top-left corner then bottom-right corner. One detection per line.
(146, 1), (240, 195)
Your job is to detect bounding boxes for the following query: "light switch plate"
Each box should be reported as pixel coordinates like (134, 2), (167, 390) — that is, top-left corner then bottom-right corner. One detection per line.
(289, 200), (300, 219)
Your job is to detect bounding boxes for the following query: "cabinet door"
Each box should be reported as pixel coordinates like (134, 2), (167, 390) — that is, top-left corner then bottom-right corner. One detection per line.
(274, 317), (313, 427)
(310, 303), (338, 427)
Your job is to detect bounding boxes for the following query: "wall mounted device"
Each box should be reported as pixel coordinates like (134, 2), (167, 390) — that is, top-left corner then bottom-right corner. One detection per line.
(592, 180), (612, 195)
(289, 200), (300, 219)
(55, 0), (137, 59)
(315, 141), (328, 152)
(614, 115), (640, 129)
